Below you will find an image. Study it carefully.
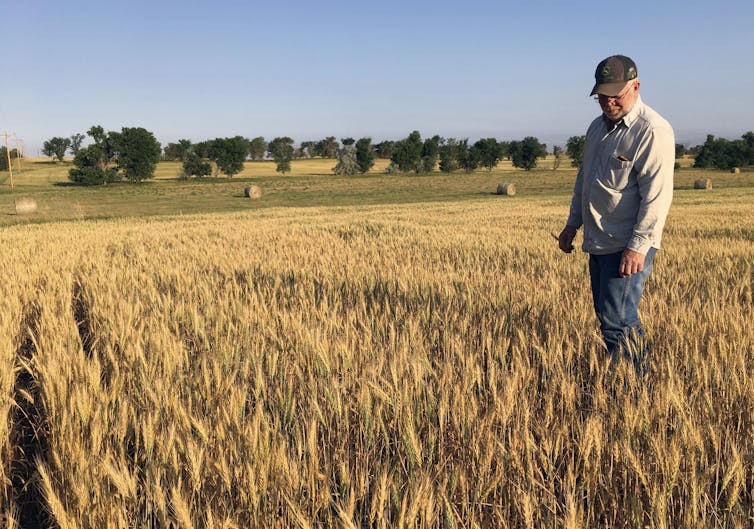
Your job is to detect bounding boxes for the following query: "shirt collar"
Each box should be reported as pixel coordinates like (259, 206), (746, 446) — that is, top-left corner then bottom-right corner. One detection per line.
(622, 94), (643, 127)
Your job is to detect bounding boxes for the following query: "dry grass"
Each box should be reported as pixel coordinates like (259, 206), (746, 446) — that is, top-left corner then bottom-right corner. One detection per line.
(0, 194), (752, 527)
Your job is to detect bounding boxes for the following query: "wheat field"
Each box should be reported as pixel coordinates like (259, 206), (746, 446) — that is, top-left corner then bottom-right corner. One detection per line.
(0, 193), (752, 528)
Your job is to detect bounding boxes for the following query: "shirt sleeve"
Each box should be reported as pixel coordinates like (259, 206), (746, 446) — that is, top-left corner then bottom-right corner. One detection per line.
(627, 122), (675, 254)
(566, 164), (585, 229)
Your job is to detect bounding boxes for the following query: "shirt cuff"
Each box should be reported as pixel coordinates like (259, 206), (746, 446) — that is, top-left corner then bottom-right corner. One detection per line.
(566, 215), (582, 229)
(627, 235), (653, 255)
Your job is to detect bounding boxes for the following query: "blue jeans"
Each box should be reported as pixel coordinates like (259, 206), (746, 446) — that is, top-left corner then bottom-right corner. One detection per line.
(589, 248), (656, 369)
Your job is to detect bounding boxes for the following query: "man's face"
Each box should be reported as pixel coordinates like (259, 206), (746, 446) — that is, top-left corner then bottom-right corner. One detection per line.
(598, 80), (640, 122)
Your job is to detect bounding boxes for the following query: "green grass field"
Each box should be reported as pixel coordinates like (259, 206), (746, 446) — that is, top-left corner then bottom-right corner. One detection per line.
(2, 157), (751, 227)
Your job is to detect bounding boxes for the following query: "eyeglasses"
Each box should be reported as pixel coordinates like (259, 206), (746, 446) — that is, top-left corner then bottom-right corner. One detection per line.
(593, 82), (635, 102)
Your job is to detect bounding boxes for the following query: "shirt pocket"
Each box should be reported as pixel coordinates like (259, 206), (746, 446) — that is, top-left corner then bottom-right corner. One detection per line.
(600, 155), (634, 190)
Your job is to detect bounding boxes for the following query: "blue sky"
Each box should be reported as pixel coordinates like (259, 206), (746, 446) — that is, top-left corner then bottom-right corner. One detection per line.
(3, 0), (754, 155)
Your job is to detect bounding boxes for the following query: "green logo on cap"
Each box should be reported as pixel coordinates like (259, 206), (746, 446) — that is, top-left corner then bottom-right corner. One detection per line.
(602, 66), (611, 77)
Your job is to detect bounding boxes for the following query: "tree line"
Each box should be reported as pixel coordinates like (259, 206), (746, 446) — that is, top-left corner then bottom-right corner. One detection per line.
(40, 127), (556, 184)
(166, 132), (552, 179)
(33, 128), (754, 185)
(0, 147), (22, 172)
(690, 132), (754, 170)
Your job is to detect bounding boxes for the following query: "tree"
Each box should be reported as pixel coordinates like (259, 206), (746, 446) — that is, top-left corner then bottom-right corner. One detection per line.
(438, 138), (460, 173)
(333, 144), (360, 175)
(457, 139), (480, 173)
(69, 133), (86, 155)
(163, 139), (193, 161)
(552, 145), (564, 170)
(687, 144), (702, 157)
(299, 141), (316, 158)
(268, 137), (295, 174)
(693, 134), (750, 170)
(42, 137), (72, 161)
(355, 137), (375, 174)
(69, 146), (117, 185)
(193, 140), (212, 159)
(375, 140), (395, 159)
(317, 136), (339, 158)
(694, 134), (724, 169)
(89, 125), (118, 162)
(68, 125), (161, 184)
(421, 135), (441, 172)
(341, 137), (355, 146)
(743, 131), (754, 165)
(182, 150), (212, 178)
(0, 147), (20, 171)
(566, 135), (586, 168)
(69, 125), (119, 185)
(307, 141), (323, 158)
(498, 141), (511, 160)
(510, 137), (547, 171)
(473, 138), (505, 171)
(391, 131), (423, 173)
(113, 127), (162, 182)
(209, 136), (247, 177)
(675, 143), (686, 159)
(248, 137), (267, 160)
(88, 125), (108, 146)
(293, 144), (308, 158)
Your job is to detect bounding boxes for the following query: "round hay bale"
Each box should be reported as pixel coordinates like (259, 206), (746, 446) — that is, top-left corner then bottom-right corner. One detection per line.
(244, 185), (263, 199)
(732, 167), (740, 174)
(693, 178), (712, 190)
(496, 182), (516, 196)
(14, 197), (38, 215)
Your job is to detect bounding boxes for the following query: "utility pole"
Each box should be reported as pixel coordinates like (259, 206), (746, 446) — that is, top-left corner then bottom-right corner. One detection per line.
(3, 131), (13, 188)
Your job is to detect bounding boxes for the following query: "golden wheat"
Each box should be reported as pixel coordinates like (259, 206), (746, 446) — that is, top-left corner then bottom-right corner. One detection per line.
(0, 194), (752, 528)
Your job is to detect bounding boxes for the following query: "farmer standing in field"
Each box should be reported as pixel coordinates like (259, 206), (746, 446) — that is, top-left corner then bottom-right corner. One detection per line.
(558, 55), (674, 372)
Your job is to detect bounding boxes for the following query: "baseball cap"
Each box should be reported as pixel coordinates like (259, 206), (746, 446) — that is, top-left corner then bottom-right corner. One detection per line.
(590, 55), (638, 97)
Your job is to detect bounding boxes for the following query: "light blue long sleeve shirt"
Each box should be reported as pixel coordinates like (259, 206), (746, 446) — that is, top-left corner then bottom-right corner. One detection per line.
(567, 95), (675, 255)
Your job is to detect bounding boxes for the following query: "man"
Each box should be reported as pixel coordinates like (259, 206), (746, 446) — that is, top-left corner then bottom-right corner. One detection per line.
(558, 54), (674, 371)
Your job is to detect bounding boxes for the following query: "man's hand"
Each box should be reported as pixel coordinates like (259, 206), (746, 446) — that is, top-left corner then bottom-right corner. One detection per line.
(558, 225), (578, 253)
(619, 249), (645, 277)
